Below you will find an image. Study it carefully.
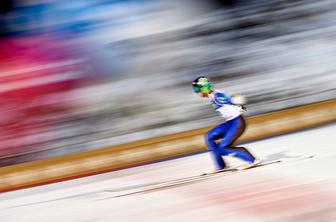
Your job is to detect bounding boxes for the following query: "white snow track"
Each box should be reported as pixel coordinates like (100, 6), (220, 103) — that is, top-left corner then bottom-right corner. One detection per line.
(1, 124), (336, 222)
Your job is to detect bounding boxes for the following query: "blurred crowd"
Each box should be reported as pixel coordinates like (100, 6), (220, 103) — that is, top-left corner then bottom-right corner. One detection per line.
(0, 0), (335, 166)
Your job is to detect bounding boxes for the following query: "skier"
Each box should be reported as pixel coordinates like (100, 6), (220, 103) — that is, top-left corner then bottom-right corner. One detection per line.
(192, 76), (260, 172)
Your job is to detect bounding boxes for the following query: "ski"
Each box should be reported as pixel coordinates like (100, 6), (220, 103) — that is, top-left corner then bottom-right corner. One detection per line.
(104, 155), (314, 196)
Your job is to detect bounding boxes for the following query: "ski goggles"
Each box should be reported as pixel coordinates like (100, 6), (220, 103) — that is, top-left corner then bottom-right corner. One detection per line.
(192, 82), (213, 93)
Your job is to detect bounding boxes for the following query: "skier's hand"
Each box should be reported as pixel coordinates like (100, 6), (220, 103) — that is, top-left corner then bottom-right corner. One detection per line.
(238, 105), (247, 112)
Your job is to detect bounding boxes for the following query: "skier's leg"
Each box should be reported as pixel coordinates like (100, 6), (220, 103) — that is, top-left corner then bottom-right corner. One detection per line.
(226, 146), (258, 161)
(217, 116), (255, 163)
(225, 116), (258, 161)
(205, 123), (229, 169)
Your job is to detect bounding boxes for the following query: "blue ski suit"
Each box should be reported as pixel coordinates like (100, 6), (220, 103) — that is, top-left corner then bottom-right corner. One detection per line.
(205, 91), (255, 169)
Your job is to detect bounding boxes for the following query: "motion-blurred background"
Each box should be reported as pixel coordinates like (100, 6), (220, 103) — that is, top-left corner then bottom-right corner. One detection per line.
(0, 0), (335, 166)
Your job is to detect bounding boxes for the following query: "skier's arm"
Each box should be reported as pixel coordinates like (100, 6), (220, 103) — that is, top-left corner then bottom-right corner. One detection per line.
(215, 92), (247, 112)
(214, 92), (234, 105)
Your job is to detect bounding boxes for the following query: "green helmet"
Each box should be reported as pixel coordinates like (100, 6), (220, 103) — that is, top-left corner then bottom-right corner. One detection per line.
(192, 76), (213, 93)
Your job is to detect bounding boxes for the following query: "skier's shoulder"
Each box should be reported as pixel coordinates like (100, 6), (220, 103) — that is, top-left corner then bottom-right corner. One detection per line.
(213, 90), (233, 105)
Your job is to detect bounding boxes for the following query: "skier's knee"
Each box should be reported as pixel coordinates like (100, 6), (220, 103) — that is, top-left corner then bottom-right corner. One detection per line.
(205, 132), (215, 150)
(205, 131), (215, 142)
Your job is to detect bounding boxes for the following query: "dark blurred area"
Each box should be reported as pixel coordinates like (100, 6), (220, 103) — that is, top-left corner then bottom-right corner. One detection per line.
(0, 0), (335, 166)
